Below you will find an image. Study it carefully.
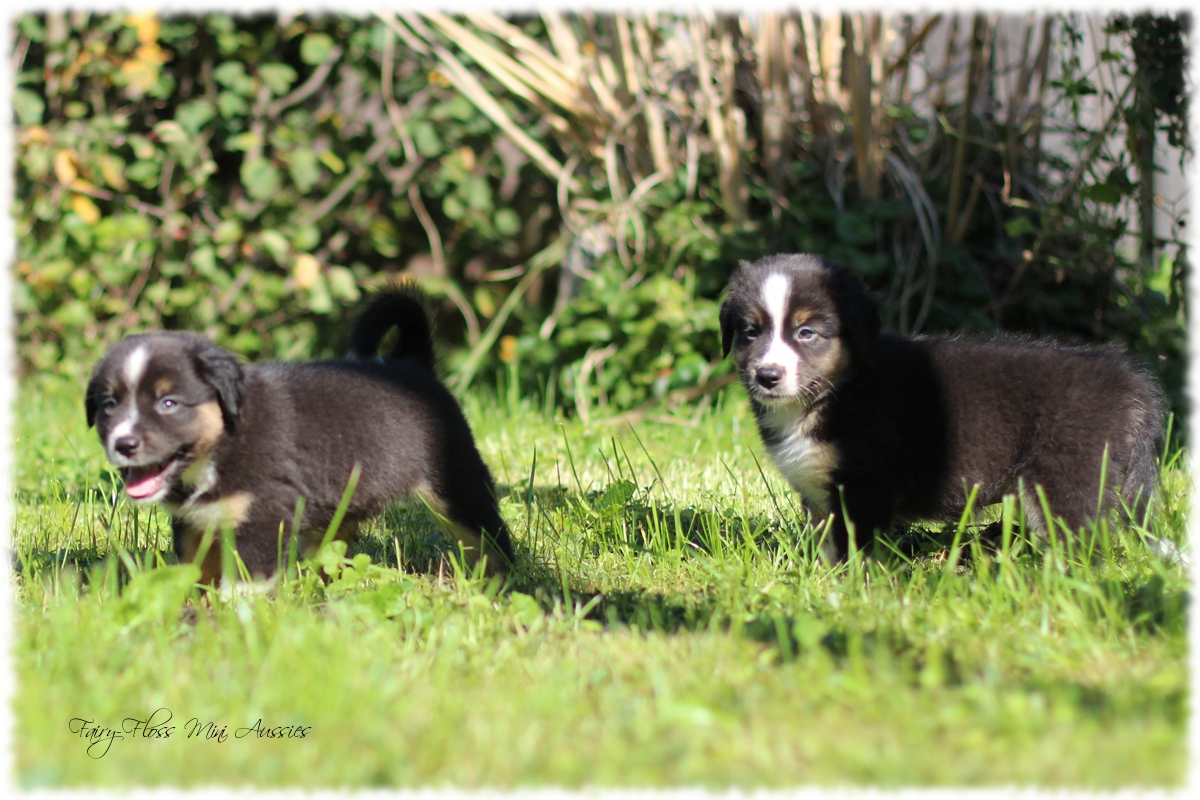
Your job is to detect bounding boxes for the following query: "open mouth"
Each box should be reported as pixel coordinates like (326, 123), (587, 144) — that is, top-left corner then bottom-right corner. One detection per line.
(121, 454), (187, 501)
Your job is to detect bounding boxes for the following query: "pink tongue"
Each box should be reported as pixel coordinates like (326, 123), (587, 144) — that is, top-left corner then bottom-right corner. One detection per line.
(125, 469), (166, 499)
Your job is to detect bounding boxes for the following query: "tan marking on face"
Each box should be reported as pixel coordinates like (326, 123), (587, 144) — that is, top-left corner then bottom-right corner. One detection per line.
(790, 308), (814, 329)
(809, 336), (847, 384)
(190, 401), (225, 454)
(154, 377), (174, 396)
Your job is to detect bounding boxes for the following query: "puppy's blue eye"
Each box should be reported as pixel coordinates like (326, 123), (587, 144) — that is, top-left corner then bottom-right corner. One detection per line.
(158, 397), (181, 413)
(102, 397), (117, 412)
(796, 328), (817, 341)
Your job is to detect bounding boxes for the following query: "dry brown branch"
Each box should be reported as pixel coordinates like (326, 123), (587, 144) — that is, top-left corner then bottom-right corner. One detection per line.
(885, 14), (942, 79)
(946, 14), (991, 245)
(690, 14), (745, 220)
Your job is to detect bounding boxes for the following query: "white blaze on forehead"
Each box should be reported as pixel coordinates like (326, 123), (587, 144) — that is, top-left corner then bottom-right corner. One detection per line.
(107, 344), (149, 454)
(122, 344), (150, 388)
(759, 272), (799, 390)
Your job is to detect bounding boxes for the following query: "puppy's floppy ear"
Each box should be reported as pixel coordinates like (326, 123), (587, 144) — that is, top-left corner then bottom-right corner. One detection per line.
(829, 261), (881, 355)
(193, 339), (246, 432)
(719, 296), (737, 358)
(84, 369), (105, 428)
(719, 261), (753, 358)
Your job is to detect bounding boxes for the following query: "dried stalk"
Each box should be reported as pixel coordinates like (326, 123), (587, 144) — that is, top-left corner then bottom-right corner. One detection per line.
(758, 11), (791, 195)
(885, 14), (942, 80)
(690, 14), (745, 220)
(451, 237), (570, 394)
(946, 14), (991, 246)
(849, 13), (884, 201)
(1028, 16), (1055, 174)
(1002, 14), (1038, 206)
(394, 14), (570, 185)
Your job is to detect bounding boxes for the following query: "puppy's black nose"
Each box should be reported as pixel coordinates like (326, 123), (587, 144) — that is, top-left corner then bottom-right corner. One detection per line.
(114, 436), (140, 458)
(755, 366), (783, 389)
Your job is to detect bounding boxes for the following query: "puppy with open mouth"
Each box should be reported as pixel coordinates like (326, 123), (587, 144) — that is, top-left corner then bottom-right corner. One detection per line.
(720, 253), (1166, 563)
(86, 290), (514, 583)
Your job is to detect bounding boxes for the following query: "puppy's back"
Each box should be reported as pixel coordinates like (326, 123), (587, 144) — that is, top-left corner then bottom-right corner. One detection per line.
(920, 336), (1164, 522)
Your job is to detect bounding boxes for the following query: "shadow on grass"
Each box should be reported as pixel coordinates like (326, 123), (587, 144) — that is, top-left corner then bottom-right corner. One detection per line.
(13, 481), (1189, 651)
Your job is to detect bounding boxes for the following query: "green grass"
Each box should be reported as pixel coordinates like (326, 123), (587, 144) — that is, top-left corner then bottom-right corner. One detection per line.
(11, 375), (1190, 788)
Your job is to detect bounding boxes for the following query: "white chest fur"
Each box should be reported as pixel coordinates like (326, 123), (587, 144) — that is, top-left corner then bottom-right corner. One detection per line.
(759, 406), (837, 514)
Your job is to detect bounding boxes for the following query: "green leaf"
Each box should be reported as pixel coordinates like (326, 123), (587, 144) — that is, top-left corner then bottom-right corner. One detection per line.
(835, 212), (875, 246)
(1004, 215), (1039, 238)
(217, 91), (248, 118)
(125, 160), (160, 186)
(168, 287), (198, 308)
(213, 219), (243, 244)
(241, 157), (281, 201)
(175, 100), (216, 134)
(229, 132), (262, 152)
(327, 266), (360, 302)
(213, 61), (251, 92)
(300, 33), (337, 65)
(115, 564), (201, 629)
(258, 63), (297, 95)
(318, 150), (345, 174)
(413, 121), (442, 158)
(258, 230), (290, 264)
(306, 273), (333, 314)
(51, 299), (92, 328)
(35, 259), (74, 283)
(13, 88), (45, 126)
(596, 479), (636, 512)
(443, 195), (465, 221)
(290, 225), (321, 251)
(192, 245), (218, 278)
(1082, 182), (1126, 205)
(508, 592), (543, 627)
(564, 318), (612, 345)
(494, 208), (521, 238)
(465, 176), (492, 212)
(152, 120), (189, 147)
(94, 213), (153, 252)
(288, 148), (321, 192)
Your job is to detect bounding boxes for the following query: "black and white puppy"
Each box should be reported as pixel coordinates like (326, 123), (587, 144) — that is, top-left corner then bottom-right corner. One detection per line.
(86, 291), (514, 583)
(720, 253), (1166, 562)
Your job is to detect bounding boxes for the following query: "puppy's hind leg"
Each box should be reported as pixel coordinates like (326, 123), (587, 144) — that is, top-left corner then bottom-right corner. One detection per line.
(414, 479), (515, 577)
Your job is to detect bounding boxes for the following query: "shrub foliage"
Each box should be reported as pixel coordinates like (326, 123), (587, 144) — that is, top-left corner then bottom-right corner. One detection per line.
(11, 11), (1189, 423)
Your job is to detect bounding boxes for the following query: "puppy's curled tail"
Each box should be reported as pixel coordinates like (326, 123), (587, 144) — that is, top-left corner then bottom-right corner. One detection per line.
(348, 290), (436, 371)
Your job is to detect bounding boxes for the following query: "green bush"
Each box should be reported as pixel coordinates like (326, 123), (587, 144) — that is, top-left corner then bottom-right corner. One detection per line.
(11, 11), (1188, 431)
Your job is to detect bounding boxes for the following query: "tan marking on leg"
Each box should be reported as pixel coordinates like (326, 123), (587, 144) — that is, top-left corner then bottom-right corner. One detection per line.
(412, 483), (508, 577)
(1018, 482), (1050, 541)
(299, 519), (360, 560)
(178, 491), (254, 532)
(178, 523), (223, 586)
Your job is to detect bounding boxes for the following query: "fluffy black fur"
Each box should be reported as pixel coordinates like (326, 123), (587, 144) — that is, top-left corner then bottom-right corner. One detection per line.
(86, 290), (514, 583)
(720, 253), (1166, 562)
